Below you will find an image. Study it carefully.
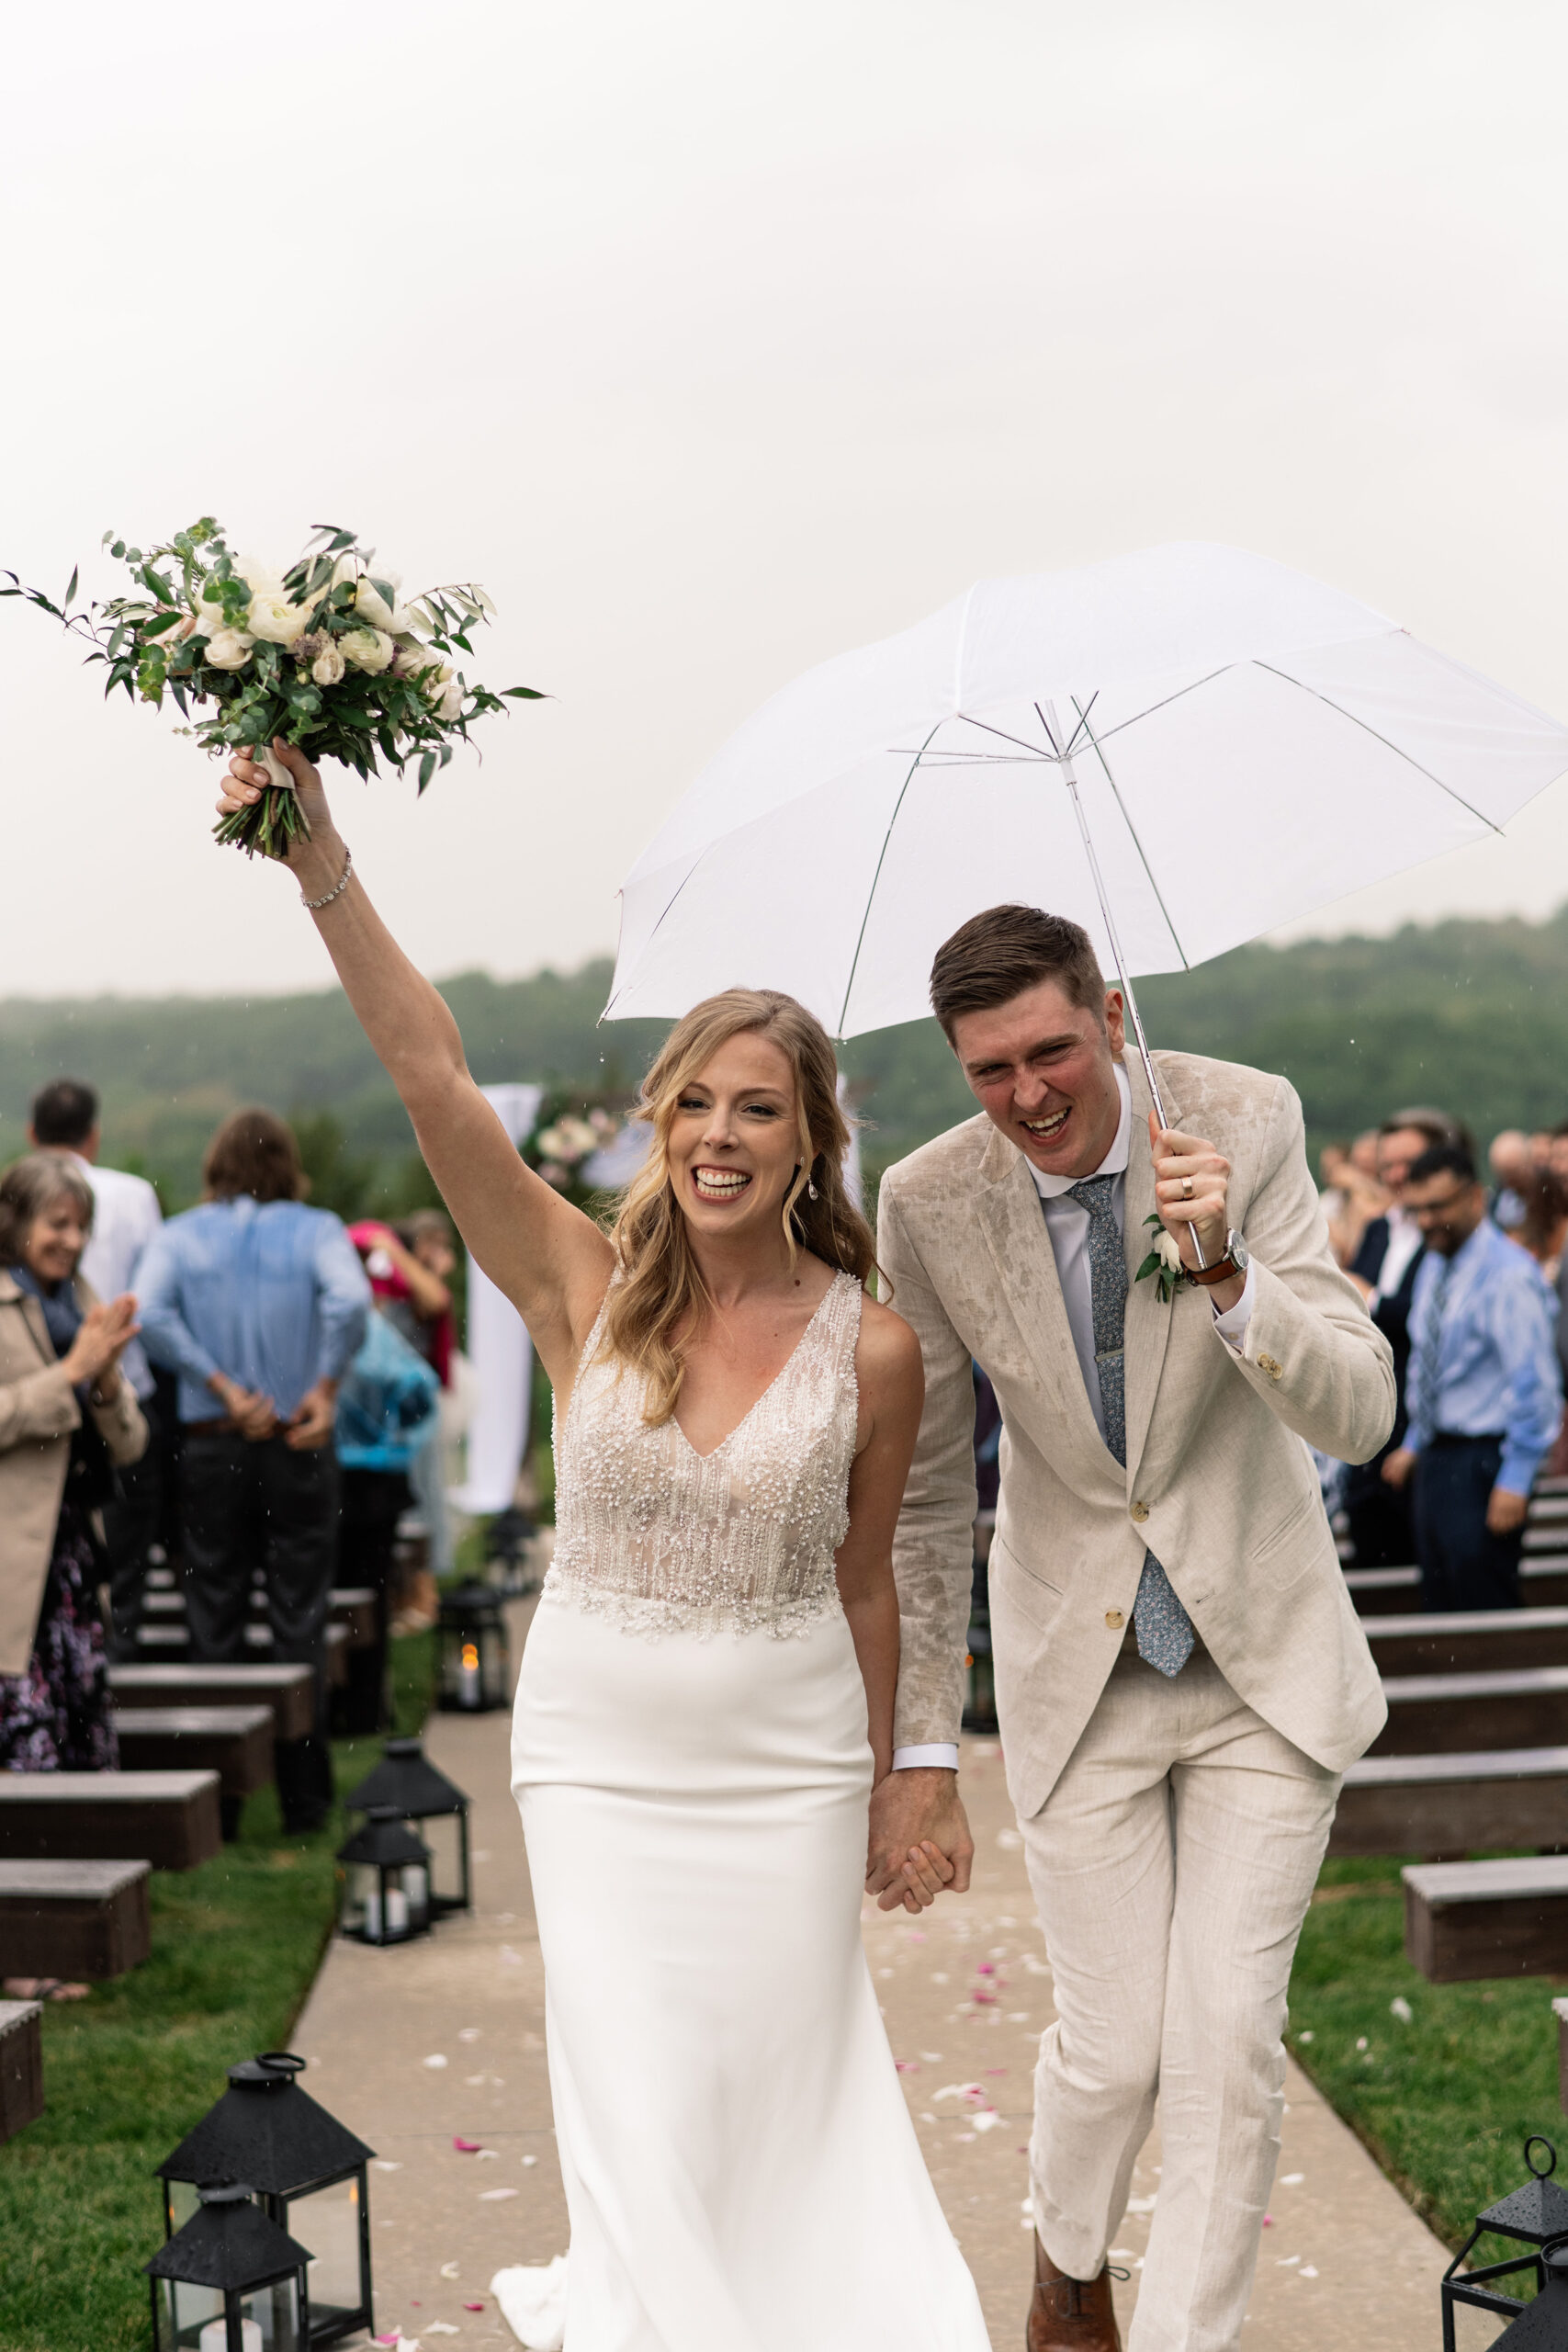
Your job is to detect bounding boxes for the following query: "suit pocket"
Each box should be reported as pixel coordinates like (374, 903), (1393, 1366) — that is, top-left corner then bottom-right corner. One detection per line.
(1250, 1484), (1331, 1585)
(991, 1532), (1064, 1634)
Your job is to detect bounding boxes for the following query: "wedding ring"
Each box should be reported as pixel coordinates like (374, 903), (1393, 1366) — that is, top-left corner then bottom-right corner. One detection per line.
(1180, 1175), (1193, 1200)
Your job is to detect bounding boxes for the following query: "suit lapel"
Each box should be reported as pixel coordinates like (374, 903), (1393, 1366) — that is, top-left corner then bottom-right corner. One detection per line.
(972, 1122), (1115, 1486)
(1122, 1052), (1181, 1482)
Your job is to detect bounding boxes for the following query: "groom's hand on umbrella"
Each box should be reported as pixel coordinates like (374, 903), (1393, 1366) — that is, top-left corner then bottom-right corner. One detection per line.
(866, 1770), (973, 1912)
(1150, 1114), (1240, 1297)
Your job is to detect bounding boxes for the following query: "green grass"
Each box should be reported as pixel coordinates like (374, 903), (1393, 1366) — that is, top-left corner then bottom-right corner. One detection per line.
(1287, 1850), (1568, 2286)
(0, 1632), (434, 2352)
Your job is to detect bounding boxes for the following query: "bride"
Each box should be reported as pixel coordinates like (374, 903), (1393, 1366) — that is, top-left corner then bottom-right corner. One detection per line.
(213, 743), (992, 2352)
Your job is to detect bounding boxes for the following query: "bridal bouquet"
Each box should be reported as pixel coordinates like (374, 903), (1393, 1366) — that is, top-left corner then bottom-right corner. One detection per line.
(3, 517), (541, 857)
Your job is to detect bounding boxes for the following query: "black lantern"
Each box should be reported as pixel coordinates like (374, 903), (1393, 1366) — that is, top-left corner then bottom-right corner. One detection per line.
(436, 1582), (510, 1713)
(146, 2182), (310, 2352)
(156, 2053), (375, 2346)
(1443, 2136), (1568, 2348)
(346, 1736), (472, 1916)
(336, 1808), (434, 1946)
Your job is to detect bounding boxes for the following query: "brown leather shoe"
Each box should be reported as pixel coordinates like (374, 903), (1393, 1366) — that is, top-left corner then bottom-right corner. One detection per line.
(1026, 2234), (1123, 2351)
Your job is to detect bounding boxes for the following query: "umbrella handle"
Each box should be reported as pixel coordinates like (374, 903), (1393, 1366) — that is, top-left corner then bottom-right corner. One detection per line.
(1046, 701), (1210, 1272)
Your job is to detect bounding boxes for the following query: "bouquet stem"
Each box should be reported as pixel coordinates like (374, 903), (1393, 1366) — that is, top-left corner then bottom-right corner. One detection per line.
(212, 744), (313, 859)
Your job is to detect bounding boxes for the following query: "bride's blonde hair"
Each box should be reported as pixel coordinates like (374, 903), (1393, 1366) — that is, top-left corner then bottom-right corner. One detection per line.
(603, 988), (876, 1425)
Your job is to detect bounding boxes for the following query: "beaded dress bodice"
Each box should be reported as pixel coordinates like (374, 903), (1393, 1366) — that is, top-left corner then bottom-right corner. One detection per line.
(545, 1270), (864, 1639)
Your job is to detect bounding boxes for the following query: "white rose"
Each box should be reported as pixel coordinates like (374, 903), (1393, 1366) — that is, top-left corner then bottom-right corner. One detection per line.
(311, 643), (347, 687)
(246, 591), (312, 646)
(419, 659), (454, 700)
(434, 675), (464, 722)
(353, 571), (402, 631)
(192, 598), (228, 639)
(341, 626), (395, 674)
(234, 553), (288, 601)
(204, 628), (254, 671)
(1156, 1229), (1184, 1274)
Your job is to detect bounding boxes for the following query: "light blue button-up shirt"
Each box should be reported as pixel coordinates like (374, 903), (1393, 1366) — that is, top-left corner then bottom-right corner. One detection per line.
(137, 1196), (371, 1424)
(1404, 1215), (1562, 1497)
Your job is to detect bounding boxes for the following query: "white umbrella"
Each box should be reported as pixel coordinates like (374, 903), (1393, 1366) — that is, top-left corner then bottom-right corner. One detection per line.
(606, 545), (1568, 1115)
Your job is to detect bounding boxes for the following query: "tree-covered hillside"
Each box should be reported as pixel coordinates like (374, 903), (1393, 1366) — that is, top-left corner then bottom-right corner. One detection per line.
(1, 908), (1564, 1210)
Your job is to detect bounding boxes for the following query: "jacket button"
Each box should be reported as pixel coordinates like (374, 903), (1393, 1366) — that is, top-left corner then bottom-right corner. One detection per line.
(1105, 1609), (1124, 1631)
(1130, 1500), (1150, 1524)
(1258, 1353), (1282, 1381)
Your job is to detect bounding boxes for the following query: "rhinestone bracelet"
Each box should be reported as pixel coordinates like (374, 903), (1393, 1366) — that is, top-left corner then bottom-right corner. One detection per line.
(301, 845), (353, 911)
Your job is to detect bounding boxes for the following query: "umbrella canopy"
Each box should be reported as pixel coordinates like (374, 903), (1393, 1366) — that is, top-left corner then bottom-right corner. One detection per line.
(606, 543), (1568, 1039)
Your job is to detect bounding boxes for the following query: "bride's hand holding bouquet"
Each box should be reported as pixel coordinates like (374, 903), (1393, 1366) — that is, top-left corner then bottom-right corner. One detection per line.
(4, 517), (541, 859)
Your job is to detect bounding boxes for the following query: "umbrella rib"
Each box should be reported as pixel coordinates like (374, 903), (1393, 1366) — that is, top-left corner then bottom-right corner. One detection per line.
(1251, 662), (1507, 834)
(1088, 666), (1238, 745)
(836, 722), (944, 1036)
(600, 852), (714, 1021)
(1071, 700), (1191, 971)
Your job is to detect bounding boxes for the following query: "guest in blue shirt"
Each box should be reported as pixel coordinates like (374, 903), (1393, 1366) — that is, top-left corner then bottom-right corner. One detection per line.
(1383, 1140), (1562, 1611)
(138, 1108), (369, 1832)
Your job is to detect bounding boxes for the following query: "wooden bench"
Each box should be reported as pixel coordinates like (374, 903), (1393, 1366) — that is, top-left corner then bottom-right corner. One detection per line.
(1345, 1566), (1421, 1615)
(1332, 1747), (1568, 1858)
(0, 1772), (221, 1871)
(1366, 1607), (1568, 1678)
(0, 1860), (152, 1979)
(111, 1708), (274, 1797)
(108, 1663), (315, 1742)
(1404, 1855), (1568, 1982)
(1348, 1563), (1568, 1614)
(240, 1621), (352, 1687)
(1371, 1667), (1568, 1756)
(0, 2000), (43, 2143)
(330, 1587), (378, 1648)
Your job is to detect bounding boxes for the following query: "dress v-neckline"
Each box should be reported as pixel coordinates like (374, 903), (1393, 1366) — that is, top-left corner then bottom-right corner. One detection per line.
(671, 1274), (843, 1464)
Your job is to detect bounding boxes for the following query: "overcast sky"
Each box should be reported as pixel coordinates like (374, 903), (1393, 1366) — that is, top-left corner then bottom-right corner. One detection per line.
(3, 1), (1564, 1004)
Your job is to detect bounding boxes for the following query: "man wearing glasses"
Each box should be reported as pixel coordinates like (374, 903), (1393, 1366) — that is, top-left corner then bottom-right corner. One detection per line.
(1382, 1140), (1562, 1611)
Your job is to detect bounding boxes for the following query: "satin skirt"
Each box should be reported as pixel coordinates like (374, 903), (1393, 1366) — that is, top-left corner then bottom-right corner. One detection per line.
(512, 1592), (991, 2352)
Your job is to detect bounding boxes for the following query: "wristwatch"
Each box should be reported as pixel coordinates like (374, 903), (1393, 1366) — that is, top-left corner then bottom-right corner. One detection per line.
(1189, 1228), (1250, 1288)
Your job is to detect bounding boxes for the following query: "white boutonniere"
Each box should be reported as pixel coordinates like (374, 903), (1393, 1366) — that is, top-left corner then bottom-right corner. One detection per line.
(1135, 1213), (1192, 1305)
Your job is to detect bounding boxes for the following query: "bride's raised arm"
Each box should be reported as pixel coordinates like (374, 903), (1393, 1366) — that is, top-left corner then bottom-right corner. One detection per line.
(218, 739), (615, 1389)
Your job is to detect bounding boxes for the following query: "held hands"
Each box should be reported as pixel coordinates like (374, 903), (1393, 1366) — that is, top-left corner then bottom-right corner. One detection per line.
(61, 1295), (140, 1396)
(210, 1373), (280, 1442)
(285, 1378), (338, 1452)
(866, 1769), (974, 1914)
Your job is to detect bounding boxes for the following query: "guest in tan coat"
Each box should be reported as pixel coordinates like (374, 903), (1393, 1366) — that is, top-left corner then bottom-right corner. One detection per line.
(0, 1154), (145, 1777)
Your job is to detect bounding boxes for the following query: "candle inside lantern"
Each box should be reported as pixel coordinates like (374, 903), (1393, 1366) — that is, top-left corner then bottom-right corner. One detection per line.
(459, 1642), (480, 1708)
(199, 2318), (262, 2352)
(362, 1889), (382, 1941)
(385, 1883), (410, 1936)
(404, 1862), (429, 1925)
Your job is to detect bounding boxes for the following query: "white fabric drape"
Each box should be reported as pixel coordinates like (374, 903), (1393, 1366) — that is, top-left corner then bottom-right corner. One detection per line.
(452, 1083), (542, 1514)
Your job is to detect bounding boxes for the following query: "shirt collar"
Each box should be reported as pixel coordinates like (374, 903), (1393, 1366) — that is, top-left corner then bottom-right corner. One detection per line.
(1028, 1063), (1133, 1200)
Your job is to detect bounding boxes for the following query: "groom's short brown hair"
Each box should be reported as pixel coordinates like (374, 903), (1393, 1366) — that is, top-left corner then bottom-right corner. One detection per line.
(930, 905), (1108, 1043)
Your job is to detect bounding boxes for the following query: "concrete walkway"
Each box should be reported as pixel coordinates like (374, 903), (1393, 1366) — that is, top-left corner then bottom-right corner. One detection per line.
(292, 1601), (1450, 2347)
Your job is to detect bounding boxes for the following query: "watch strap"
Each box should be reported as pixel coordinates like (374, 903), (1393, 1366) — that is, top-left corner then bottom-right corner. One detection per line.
(1189, 1247), (1242, 1289)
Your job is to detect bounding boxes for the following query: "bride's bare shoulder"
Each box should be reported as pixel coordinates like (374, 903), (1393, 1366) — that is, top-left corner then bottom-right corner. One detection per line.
(853, 1286), (924, 1400)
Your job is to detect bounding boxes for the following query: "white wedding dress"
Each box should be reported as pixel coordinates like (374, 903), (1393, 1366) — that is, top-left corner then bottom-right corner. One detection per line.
(511, 1272), (992, 2351)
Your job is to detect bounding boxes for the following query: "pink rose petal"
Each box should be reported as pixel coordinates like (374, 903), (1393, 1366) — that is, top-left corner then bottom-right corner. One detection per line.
(453, 2137), (483, 2154)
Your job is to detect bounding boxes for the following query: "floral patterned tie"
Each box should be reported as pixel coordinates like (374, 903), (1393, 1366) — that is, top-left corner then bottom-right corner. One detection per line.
(1066, 1175), (1196, 1677)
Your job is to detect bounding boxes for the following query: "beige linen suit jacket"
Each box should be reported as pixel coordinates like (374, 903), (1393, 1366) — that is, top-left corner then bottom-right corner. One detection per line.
(0, 1270), (147, 1677)
(879, 1051), (1394, 1819)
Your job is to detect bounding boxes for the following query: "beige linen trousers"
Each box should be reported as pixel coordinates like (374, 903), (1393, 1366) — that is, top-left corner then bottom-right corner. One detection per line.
(879, 1051), (1394, 2352)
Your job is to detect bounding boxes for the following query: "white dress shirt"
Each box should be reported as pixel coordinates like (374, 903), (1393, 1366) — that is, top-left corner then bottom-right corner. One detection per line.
(1369, 1203), (1423, 1310)
(892, 1064), (1255, 1773)
(73, 1154), (163, 1399)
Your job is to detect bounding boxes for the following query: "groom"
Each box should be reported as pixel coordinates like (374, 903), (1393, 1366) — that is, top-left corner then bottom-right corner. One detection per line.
(869, 905), (1393, 2352)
